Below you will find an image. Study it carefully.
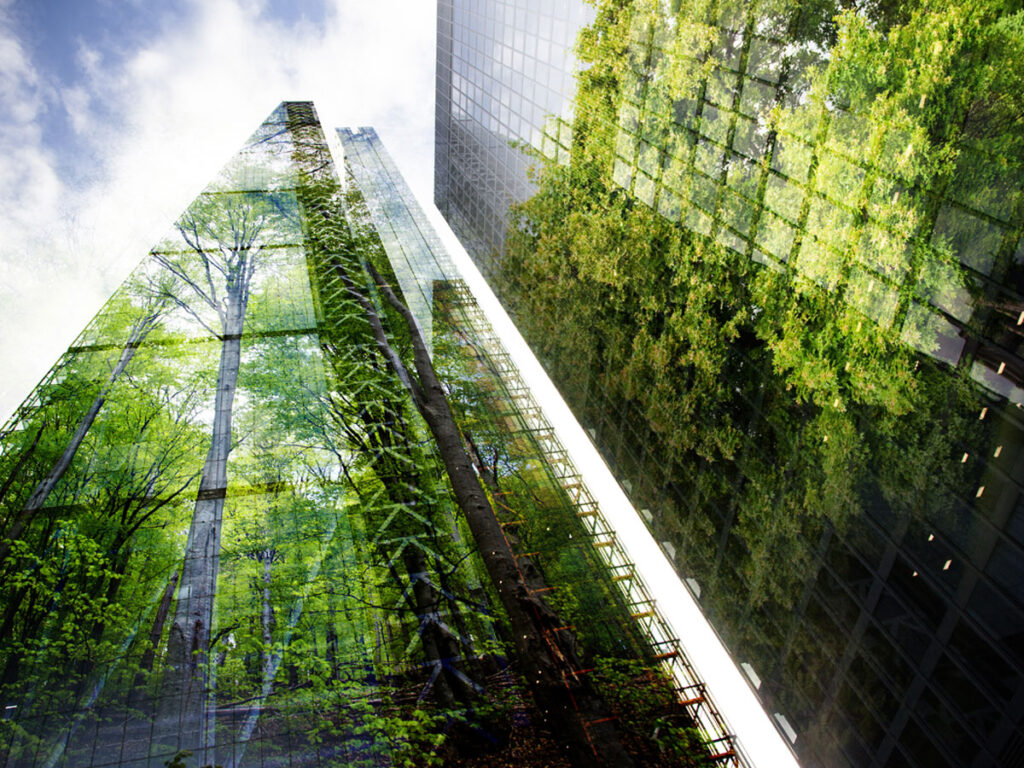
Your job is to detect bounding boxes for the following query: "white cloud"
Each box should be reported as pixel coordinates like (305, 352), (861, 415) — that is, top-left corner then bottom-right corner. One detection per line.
(0, 4), (73, 417)
(0, 0), (440, 419)
(0, 15), (58, 229)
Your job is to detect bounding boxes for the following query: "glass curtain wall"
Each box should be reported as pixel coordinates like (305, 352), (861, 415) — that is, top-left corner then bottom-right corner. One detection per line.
(455, 2), (1024, 767)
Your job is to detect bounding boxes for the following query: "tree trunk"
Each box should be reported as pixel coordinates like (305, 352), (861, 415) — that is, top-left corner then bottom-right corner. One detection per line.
(259, 549), (275, 679)
(354, 262), (635, 767)
(155, 295), (245, 763)
(0, 424), (44, 510)
(325, 599), (339, 681)
(0, 583), (31, 688)
(131, 569), (179, 708)
(222, 540), (336, 768)
(0, 316), (157, 569)
(76, 544), (132, 680)
(401, 543), (467, 705)
(363, 431), (473, 706)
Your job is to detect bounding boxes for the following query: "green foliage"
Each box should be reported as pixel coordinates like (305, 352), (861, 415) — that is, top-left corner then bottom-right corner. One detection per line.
(162, 750), (222, 768)
(591, 658), (717, 766)
(501, 0), (1020, 622)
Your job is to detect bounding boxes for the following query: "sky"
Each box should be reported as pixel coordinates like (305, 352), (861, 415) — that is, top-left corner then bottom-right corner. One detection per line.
(0, 1), (800, 763)
(0, 0), (444, 419)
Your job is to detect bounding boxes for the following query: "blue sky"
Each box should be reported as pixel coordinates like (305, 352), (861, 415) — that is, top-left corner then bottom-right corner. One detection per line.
(0, 0), (441, 417)
(11, 0), (179, 195)
(11, 0), (328, 185)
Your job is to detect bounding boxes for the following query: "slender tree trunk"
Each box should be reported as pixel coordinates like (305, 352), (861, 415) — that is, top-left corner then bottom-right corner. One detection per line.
(0, 587), (48, 689)
(0, 318), (156, 569)
(76, 544), (131, 679)
(401, 544), (466, 705)
(0, 583), (30, 686)
(131, 569), (179, 708)
(0, 511), (62, 691)
(155, 295), (245, 763)
(221, 570), (275, 768)
(259, 549), (275, 678)
(222, 529), (338, 768)
(326, 599), (339, 681)
(0, 424), (44, 510)
(338, 365), (475, 704)
(0, 506), (57, 660)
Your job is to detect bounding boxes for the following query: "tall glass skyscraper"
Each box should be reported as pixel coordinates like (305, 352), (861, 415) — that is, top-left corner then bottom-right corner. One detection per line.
(435, 2), (1024, 767)
(0, 102), (741, 767)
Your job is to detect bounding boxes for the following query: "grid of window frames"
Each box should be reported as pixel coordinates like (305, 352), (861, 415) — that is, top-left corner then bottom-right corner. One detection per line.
(434, 0), (592, 279)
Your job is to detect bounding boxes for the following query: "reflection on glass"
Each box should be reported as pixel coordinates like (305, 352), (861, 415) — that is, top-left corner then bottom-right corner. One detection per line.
(473, 2), (1024, 767)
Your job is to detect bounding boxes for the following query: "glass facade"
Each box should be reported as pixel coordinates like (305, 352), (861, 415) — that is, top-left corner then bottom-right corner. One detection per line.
(435, 2), (1024, 768)
(0, 102), (740, 767)
(434, 0), (593, 273)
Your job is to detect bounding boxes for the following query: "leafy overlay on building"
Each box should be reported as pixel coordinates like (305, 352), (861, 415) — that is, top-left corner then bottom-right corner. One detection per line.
(0, 104), (726, 767)
(497, 2), (1024, 766)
